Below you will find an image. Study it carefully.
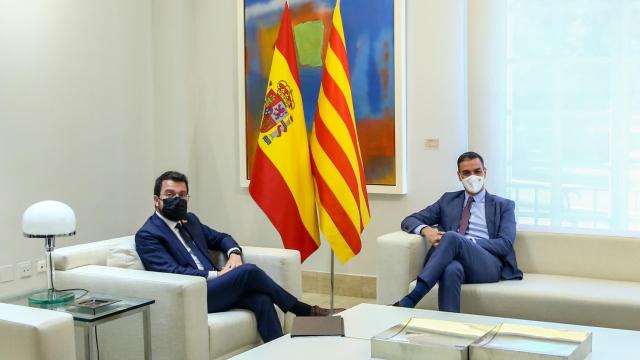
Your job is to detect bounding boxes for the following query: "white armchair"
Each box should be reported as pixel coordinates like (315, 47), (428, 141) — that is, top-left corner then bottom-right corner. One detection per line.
(53, 236), (302, 360)
(376, 231), (429, 306)
(0, 303), (76, 360)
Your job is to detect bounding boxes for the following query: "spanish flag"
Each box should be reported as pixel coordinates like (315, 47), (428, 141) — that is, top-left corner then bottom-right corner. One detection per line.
(249, 2), (320, 262)
(310, 0), (370, 263)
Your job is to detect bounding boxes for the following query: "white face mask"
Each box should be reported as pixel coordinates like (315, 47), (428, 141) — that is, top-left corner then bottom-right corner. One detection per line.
(461, 175), (484, 194)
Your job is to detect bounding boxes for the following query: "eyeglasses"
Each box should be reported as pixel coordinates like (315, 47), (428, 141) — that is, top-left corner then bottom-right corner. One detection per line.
(160, 192), (190, 200)
(459, 168), (485, 178)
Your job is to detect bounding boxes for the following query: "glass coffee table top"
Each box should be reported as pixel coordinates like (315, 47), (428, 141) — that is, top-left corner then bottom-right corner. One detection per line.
(1, 289), (154, 323)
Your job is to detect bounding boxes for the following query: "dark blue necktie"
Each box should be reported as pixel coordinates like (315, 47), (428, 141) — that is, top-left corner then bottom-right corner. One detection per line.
(176, 223), (214, 271)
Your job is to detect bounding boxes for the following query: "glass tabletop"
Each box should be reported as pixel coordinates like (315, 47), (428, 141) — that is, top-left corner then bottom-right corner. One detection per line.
(0, 289), (155, 323)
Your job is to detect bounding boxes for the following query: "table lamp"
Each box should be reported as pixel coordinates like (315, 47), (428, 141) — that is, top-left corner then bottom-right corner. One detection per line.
(22, 200), (76, 305)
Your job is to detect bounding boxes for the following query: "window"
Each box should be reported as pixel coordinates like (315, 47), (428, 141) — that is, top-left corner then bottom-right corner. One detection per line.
(505, 0), (640, 232)
(505, 0), (640, 234)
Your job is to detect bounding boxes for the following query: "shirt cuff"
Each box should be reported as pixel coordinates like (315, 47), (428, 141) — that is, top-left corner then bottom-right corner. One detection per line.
(227, 247), (241, 257)
(207, 271), (218, 280)
(414, 225), (427, 235)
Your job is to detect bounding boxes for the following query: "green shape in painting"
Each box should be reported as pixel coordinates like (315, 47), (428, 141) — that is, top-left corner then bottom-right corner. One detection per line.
(294, 20), (324, 67)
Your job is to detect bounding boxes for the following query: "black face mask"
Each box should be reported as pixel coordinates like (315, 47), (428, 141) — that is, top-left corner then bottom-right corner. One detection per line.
(160, 197), (188, 221)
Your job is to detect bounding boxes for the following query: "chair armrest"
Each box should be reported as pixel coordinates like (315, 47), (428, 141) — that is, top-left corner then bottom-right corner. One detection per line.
(242, 246), (302, 333)
(376, 231), (429, 305)
(0, 303), (76, 360)
(242, 246), (302, 297)
(209, 246), (302, 298)
(56, 265), (209, 360)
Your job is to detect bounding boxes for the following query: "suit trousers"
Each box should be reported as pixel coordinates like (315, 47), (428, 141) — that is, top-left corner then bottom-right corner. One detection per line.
(419, 232), (502, 312)
(206, 263), (297, 342)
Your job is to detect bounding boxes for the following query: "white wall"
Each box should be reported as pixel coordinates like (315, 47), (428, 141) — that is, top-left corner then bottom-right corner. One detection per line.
(151, 0), (198, 175)
(468, 0), (507, 194)
(0, 0), (155, 295)
(192, 0), (468, 276)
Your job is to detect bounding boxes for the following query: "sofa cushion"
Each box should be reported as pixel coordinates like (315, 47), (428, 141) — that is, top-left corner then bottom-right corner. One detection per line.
(55, 236), (135, 270)
(208, 310), (261, 359)
(515, 231), (640, 282)
(411, 273), (640, 330)
(106, 240), (144, 270)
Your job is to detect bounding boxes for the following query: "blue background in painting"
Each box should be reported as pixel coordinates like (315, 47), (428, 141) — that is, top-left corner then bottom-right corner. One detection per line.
(244, 0), (395, 128)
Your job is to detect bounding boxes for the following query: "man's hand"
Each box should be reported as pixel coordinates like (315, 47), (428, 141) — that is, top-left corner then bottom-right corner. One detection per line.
(226, 253), (243, 269)
(218, 253), (243, 276)
(421, 226), (444, 247)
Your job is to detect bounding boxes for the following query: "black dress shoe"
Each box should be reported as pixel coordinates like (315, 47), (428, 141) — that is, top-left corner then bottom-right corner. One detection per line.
(390, 301), (401, 307)
(309, 305), (346, 316)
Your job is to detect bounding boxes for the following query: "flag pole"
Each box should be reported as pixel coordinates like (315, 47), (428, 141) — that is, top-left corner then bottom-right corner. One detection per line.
(330, 249), (335, 312)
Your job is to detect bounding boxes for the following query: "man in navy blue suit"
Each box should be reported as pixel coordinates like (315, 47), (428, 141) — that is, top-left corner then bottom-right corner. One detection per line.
(394, 152), (523, 312)
(136, 171), (337, 342)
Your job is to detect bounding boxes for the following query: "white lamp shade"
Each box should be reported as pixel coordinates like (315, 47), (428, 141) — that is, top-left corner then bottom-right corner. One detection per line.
(22, 200), (76, 237)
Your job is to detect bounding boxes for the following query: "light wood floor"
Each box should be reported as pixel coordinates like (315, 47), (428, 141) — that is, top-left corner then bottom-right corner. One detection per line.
(302, 292), (376, 310)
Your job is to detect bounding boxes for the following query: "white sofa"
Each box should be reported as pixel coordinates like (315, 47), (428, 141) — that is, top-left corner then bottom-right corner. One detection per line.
(0, 303), (76, 360)
(377, 230), (640, 331)
(53, 236), (302, 360)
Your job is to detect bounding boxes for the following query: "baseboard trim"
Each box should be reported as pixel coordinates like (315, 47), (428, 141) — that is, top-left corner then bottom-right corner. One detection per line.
(302, 271), (376, 298)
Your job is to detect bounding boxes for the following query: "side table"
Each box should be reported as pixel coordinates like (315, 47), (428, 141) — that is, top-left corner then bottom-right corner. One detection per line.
(1, 290), (155, 360)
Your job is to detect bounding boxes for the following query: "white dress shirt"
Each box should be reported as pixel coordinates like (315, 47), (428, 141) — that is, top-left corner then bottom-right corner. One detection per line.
(463, 190), (490, 242)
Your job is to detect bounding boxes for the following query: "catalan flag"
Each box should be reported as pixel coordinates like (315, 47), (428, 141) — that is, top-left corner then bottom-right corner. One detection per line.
(310, 0), (370, 263)
(249, 2), (320, 262)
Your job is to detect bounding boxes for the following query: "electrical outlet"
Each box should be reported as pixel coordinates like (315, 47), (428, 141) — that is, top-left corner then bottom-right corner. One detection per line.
(17, 261), (32, 278)
(37, 260), (47, 273)
(0, 265), (13, 283)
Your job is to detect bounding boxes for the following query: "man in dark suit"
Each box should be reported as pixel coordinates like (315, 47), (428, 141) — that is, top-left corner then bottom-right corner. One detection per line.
(136, 171), (337, 343)
(395, 152), (523, 312)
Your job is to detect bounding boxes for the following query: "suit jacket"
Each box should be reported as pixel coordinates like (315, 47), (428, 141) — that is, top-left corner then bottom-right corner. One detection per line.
(401, 190), (523, 280)
(135, 212), (240, 277)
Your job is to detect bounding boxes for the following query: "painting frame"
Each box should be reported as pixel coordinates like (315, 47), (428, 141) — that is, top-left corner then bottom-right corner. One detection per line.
(237, 0), (406, 194)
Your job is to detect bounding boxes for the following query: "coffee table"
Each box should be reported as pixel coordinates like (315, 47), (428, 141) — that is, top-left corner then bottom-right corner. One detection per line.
(231, 303), (640, 359)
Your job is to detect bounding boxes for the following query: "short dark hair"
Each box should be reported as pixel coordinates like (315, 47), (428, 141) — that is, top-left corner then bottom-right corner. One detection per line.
(457, 152), (485, 170)
(154, 171), (189, 196)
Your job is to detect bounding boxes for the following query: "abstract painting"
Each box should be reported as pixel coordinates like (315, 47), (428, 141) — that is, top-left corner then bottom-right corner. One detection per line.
(238, 0), (406, 193)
